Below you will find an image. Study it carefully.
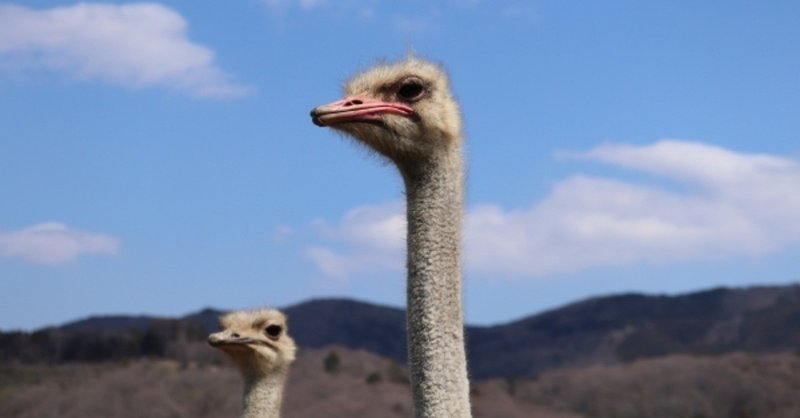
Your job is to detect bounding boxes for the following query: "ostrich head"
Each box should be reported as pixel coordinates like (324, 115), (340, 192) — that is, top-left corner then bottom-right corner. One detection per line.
(208, 309), (296, 377)
(310, 57), (462, 171)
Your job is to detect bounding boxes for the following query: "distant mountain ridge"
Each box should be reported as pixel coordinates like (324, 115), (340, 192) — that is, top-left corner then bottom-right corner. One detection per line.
(466, 284), (800, 377)
(6, 283), (800, 378)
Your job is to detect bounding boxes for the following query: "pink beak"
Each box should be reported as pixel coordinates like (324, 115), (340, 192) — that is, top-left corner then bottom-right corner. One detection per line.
(311, 96), (415, 127)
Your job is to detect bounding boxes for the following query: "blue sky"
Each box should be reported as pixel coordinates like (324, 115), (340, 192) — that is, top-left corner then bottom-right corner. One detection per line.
(1, 1), (799, 330)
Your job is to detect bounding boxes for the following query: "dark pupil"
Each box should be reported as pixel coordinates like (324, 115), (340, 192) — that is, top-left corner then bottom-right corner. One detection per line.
(265, 325), (282, 337)
(398, 82), (424, 100)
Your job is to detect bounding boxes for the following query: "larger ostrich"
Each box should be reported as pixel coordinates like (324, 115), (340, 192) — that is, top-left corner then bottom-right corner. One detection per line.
(311, 57), (471, 418)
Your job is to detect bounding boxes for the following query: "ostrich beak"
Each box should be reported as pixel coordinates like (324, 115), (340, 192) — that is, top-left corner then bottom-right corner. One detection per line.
(208, 330), (278, 351)
(310, 96), (414, 127)
(208, 330), (254, 347)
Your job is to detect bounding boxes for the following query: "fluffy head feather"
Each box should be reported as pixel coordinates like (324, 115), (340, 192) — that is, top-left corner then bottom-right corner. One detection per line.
(208, 308), (296, 377)
(311, 57), (462, 169)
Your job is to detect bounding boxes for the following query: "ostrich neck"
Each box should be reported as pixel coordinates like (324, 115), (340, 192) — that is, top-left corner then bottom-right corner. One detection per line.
(402, 150), (472, 418)
(241, 369), (288, 418)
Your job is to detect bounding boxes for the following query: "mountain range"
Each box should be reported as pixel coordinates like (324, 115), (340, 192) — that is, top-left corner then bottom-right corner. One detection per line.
(6, 283), (800, 379)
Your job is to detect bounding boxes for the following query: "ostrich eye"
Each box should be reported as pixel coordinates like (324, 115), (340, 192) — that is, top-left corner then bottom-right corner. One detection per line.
(396, 78), (426, 102)
(265, 325), (282, 339)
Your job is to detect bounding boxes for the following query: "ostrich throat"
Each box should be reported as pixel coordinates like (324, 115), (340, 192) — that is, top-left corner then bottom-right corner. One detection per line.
(402, 147), (471, 417)
(241, 368), (289, 418)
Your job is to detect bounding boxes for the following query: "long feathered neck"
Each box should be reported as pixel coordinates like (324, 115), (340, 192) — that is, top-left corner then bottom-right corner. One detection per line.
(240, 368), (288, 418)
(401, 147), (472, 418)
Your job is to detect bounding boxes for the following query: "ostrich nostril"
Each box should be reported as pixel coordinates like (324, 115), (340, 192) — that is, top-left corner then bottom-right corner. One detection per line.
(344, 99), (363, 107)
(231, 332), (240, 338)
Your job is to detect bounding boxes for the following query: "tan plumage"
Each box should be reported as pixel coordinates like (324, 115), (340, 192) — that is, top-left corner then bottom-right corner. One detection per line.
(311, 57), (472, 418)
(209, 309), (296, 418)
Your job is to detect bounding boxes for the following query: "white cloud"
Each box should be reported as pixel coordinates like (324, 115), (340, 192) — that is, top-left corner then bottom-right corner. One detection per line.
(303, 202), (405, 279)
(0, 3), (248, 98)
(0, 223), (120, 265)
(303, 140), (800, 279)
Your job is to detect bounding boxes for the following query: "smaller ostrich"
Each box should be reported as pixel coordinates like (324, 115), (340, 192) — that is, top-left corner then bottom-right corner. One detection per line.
(208, 309), (296, 418)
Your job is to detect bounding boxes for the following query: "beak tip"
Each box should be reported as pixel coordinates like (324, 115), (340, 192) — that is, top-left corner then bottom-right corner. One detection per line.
(310, 108), (325, 127)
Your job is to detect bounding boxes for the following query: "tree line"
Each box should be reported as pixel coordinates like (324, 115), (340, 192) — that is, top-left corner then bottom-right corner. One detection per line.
(0, 319), (208, 364)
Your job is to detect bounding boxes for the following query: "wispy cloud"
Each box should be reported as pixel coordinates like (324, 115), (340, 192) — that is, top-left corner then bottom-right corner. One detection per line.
(0, 3), (249, 98)
(0, 223), (120, 265)
(304, 202), (405, 280)
(302, 140), (800, 279)
(272, 225), (296, 244)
